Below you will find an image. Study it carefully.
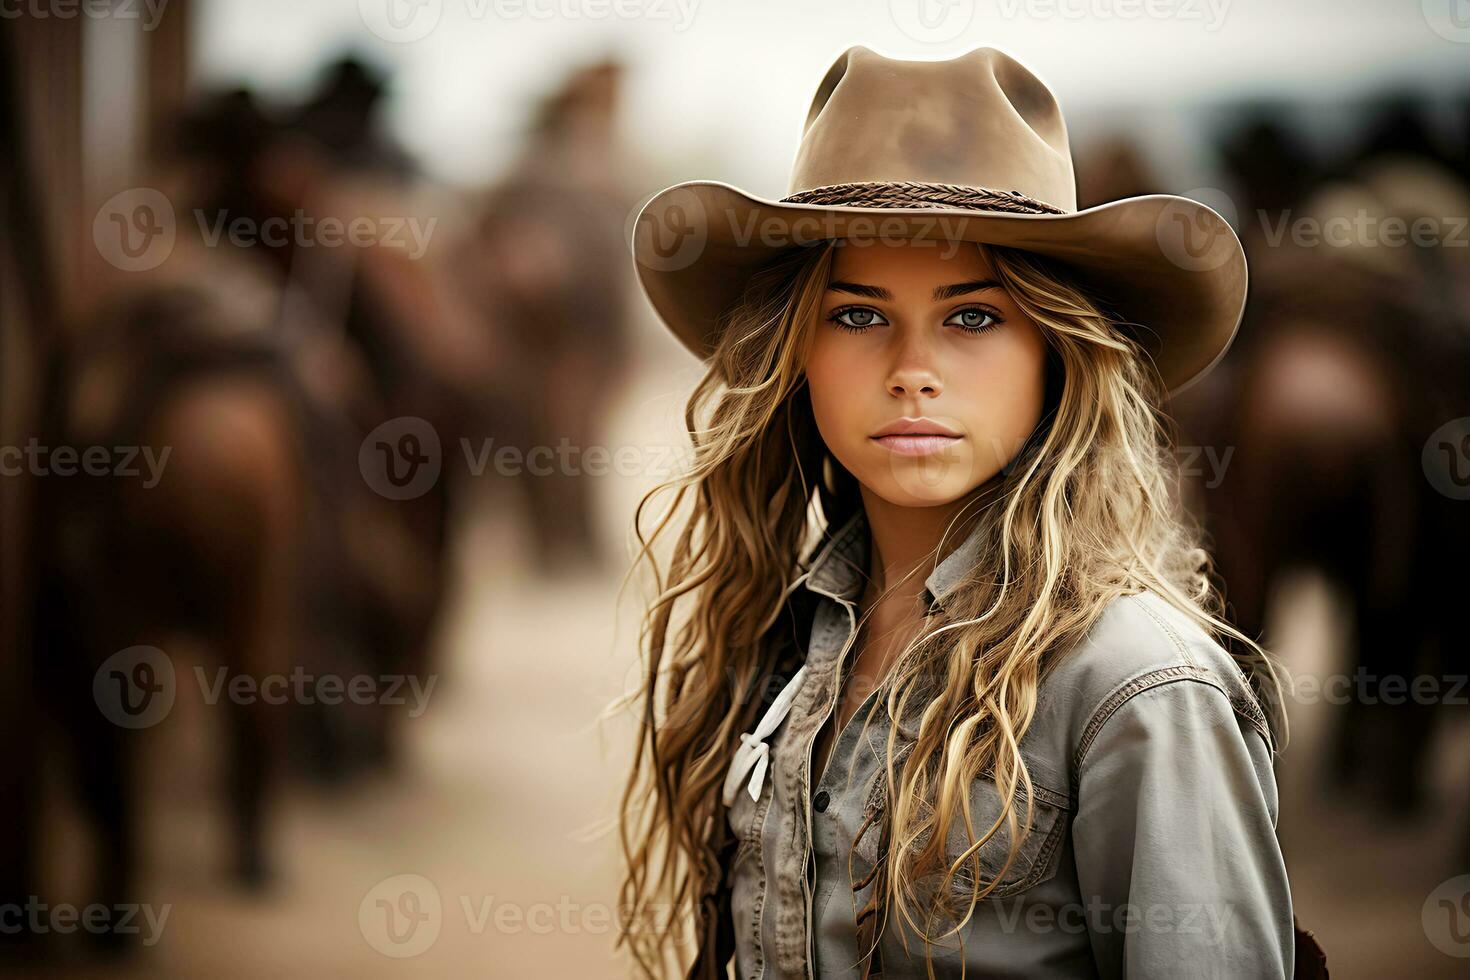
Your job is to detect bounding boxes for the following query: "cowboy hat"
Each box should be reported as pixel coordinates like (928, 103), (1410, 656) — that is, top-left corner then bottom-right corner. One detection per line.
(629, 45), (1246, 395)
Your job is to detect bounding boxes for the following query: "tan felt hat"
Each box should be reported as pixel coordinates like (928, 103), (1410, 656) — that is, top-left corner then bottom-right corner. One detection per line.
(630, 44), (1247, 395)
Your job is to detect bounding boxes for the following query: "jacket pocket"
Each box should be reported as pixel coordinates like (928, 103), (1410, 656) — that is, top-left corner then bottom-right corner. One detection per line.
(943, 773), (1069, 900)
(855, 770), (1069, 902)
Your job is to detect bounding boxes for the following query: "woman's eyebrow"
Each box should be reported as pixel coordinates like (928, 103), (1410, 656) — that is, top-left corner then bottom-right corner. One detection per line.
(826, 281), (891, 300)
(825, 279), (1003, 301)
(932, 278), (1002, 300)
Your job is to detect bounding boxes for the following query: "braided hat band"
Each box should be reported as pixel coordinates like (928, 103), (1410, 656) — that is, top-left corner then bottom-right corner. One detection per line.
(780, 180), (1067, 216)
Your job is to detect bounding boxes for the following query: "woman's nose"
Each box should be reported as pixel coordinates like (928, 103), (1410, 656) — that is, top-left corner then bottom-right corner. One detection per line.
(885, 336), (943, 398)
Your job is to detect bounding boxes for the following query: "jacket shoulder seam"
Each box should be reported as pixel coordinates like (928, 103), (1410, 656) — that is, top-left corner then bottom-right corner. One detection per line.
(1072, 665), (1224, 783)
(1126, 593), (1276, 752)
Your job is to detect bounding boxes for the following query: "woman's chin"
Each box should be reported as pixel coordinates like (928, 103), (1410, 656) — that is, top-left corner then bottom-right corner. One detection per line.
(864, 476), (977, 510)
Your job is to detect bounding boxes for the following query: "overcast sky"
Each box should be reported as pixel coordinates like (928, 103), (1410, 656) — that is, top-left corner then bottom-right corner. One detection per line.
(194, 0), (1470, 190)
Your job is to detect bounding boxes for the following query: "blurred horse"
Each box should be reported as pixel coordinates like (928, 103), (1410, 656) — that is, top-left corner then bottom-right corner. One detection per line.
(1173, 236), (1470, 815)
(27, 72), (494, 934)
(175, 74), (494, 762)
(1080, 113), (1470, 820)
(34, 285), (302, 905)
(452, 59), (634, 574)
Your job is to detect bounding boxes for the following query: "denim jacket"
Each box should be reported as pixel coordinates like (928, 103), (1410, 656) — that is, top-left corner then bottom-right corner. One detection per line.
(719, 507), (1294, 979)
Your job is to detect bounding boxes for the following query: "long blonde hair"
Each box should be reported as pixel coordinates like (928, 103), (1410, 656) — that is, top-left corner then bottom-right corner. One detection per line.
(611, 238), (1287, 976)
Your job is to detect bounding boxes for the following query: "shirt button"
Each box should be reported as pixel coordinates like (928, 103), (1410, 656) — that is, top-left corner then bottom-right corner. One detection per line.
(813, 790), (830, 813)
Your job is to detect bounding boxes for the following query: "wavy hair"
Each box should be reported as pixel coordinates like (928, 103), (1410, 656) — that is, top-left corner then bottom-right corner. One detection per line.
(610, 238), (1288, 977)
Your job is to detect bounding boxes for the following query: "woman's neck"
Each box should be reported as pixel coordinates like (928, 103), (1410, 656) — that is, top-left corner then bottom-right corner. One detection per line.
(857, 479), (995, 610)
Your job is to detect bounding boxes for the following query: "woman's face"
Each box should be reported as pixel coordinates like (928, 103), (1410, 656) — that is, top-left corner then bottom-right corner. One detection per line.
(804, 239), (1050, 508)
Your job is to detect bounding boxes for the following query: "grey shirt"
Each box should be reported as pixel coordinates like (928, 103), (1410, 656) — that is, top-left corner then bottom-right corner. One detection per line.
(722, 508), (1294, 979)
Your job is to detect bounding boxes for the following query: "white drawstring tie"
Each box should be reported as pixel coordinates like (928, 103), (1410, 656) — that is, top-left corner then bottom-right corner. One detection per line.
(721, 663), (810, 806)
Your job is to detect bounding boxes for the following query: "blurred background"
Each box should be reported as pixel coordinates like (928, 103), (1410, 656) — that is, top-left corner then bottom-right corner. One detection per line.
(2, 1), (1469, 976)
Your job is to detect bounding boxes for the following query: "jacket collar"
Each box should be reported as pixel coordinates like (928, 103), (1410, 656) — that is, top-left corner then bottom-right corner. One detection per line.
(801, 506), (987, 615)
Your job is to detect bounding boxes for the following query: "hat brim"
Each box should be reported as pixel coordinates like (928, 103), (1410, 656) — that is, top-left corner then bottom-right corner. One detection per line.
(630, 180), (1246, 396)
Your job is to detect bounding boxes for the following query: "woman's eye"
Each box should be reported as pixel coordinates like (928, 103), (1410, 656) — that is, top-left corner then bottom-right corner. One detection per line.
(828, 306), (886, 331)
(946, 307), (1003, 332)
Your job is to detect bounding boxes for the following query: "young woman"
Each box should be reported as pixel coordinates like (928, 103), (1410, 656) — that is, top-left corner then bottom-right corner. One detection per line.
(615, 45), (1310, 979)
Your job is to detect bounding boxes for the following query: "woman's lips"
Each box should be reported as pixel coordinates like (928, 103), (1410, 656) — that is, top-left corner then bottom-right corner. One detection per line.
(871, 434), (963, 456)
